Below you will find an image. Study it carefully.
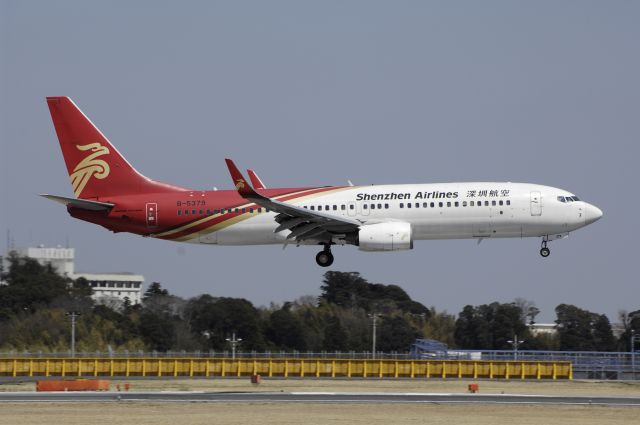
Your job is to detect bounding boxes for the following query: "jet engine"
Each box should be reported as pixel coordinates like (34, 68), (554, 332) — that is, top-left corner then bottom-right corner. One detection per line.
(357, 222), (413, 251)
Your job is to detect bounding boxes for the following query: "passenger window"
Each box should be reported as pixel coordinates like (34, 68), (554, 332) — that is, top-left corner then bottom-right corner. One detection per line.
(371, 204), (375, 210)
(447, 202), (451, 207)
(341, 205), (346, 210)
(462, 201), (467, 207)
(484, 201), (489, 206)
(414, 203), (419, 208)
(258, 208), (263, 213)
(378, 204), (382, 209)
(385, 203), (389, 209)
(192, 209), (197, 215)
(423, 202), (428, 208)
(242, 208), (246, 213)
(311, 206), (315, 210)
(199, 210), (203, 215)
(333, 205), (337, 210)
(455, 202), (459, 207)
(177, 210), (181, 216)
(214, 209), (219, 214)
(407, 203), (412, 208)
(363, 204), (368, 209)
(430, 202), (435, 208)
(350, 204), (355, 210)
(470, 201), (474, 206)
(439, 202), (443, 207)
(506, 200), (511, 206)
(235, 208), (239, 213)
(250, 208), (254, 213)
(400, 203), (404, 208)
(206, 209), (211, 215)
(325, 205), (330, 211)
(499, 200), (503, 206)
(491, 201), (496, 206)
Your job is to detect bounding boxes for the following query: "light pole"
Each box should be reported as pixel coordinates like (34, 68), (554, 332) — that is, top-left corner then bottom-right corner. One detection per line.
(368, 313), (381, 360)
(631, 330), (638, 380)
(66, 311), (80, 357)
(507, 335), (524, 361)
(226, 333), (242, 360)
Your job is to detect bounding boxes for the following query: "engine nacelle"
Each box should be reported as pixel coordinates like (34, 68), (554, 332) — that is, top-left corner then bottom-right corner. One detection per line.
(358, 222), (413, 252)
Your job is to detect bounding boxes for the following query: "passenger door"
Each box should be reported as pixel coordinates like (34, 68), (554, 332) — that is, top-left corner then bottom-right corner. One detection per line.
(530, 191), (542, 216)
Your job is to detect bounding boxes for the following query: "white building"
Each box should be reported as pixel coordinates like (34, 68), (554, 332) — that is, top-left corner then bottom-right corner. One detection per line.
(2, 246), (144, 305)
(10, 246), (76, 277)
(73, 272), (144, 305)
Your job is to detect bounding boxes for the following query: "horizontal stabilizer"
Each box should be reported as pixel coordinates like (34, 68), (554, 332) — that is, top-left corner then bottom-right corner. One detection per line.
(40, 194), (114, 211)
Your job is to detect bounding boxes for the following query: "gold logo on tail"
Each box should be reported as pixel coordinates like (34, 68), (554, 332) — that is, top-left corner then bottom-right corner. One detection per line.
(69, 143), (110, 197)
(235, 179), (246, 190)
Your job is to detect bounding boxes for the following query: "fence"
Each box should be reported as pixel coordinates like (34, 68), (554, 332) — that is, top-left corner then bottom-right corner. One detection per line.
(1, 349), (637, 380)
(0, 357), (571, 380)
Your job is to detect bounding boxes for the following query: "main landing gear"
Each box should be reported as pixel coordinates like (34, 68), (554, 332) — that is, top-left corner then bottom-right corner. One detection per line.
(315, 244), (334, 267)
(540, 238), (551, 258)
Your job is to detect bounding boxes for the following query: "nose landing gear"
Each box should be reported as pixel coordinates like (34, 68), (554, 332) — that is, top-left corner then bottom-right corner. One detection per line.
(315, 244), (334, 267)
(540, 238), (551, 257)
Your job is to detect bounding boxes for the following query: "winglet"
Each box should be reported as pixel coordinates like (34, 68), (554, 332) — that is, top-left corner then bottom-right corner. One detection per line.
(247, 169), (267, 189)
(224, 159), (259, 198)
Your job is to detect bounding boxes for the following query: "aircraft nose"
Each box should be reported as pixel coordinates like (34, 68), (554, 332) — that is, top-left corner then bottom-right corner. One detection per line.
(584, 203), (603, 225)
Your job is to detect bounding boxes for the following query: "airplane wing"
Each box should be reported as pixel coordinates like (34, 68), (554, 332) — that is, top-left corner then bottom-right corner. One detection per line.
(40, 194), (115, 211)
(225, 159), (361, 243)
(247, 169), (267, 189)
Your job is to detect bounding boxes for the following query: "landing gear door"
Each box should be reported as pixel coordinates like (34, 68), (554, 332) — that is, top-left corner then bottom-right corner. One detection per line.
(530, 192), (542, 216)
(146, 203), (158, 228)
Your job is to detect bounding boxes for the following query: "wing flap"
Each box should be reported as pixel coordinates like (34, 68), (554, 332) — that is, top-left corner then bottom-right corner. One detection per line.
(224, 159), (361, 243)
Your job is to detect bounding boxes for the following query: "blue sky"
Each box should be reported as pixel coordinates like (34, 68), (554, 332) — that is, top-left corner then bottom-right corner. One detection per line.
(1, 1), (638, 322)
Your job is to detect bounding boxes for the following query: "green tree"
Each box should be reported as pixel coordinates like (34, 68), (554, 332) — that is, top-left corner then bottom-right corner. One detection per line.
(454, 303), (529, 349)
(186, 296), (265, 351)
(265, 303), (307, 350)
(377, 316), (421, 352)
(554, 304), (616, 351)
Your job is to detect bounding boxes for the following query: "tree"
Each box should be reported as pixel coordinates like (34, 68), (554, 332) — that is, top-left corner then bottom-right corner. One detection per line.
(377, 316), (421, 352)
(454, 303), (529, 350)
(186, 296), (265, 351)
(143, 282), (169, 300)
(265, 303), (307, 350)
(0, 254), (72, 314)
(554, 304), (615, 351)
(323, 315), (348, 351)
(320, 271), (429, 316)
(592, 314), (616, 351)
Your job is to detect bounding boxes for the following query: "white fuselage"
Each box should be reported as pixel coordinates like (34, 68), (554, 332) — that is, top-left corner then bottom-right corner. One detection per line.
(206, 182), (602, 246)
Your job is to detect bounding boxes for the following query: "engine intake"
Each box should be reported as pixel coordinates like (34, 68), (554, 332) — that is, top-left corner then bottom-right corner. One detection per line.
(358, 222), (413, 251)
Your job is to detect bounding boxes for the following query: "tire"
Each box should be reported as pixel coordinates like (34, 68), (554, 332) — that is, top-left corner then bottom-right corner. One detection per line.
(540, 247), (550, 257)
(315, 251), (334, 267)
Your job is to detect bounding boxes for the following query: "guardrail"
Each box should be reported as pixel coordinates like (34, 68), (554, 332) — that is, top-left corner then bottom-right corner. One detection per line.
(0, 358), (571, 380)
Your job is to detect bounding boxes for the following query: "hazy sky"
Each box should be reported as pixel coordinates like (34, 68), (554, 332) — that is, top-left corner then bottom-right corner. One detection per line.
(1, 1), (638, 323)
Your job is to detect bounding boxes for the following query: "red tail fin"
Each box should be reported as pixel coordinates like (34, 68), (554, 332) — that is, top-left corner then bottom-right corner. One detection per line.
(46, 97), (188, 199)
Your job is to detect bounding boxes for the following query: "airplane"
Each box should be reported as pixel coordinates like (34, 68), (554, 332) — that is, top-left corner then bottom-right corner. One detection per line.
(42, 97), (603, 267)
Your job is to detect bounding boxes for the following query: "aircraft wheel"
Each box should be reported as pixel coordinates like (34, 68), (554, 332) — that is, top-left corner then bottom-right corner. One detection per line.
(316, 250), (334, 267)
(540, 247), (550, 257)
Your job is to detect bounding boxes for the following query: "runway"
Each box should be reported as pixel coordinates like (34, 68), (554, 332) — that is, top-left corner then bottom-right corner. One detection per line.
(1, 391), (639, 406)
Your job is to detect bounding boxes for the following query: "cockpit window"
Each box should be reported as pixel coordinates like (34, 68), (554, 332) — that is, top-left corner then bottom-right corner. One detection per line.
(558, 195), (581, 203)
